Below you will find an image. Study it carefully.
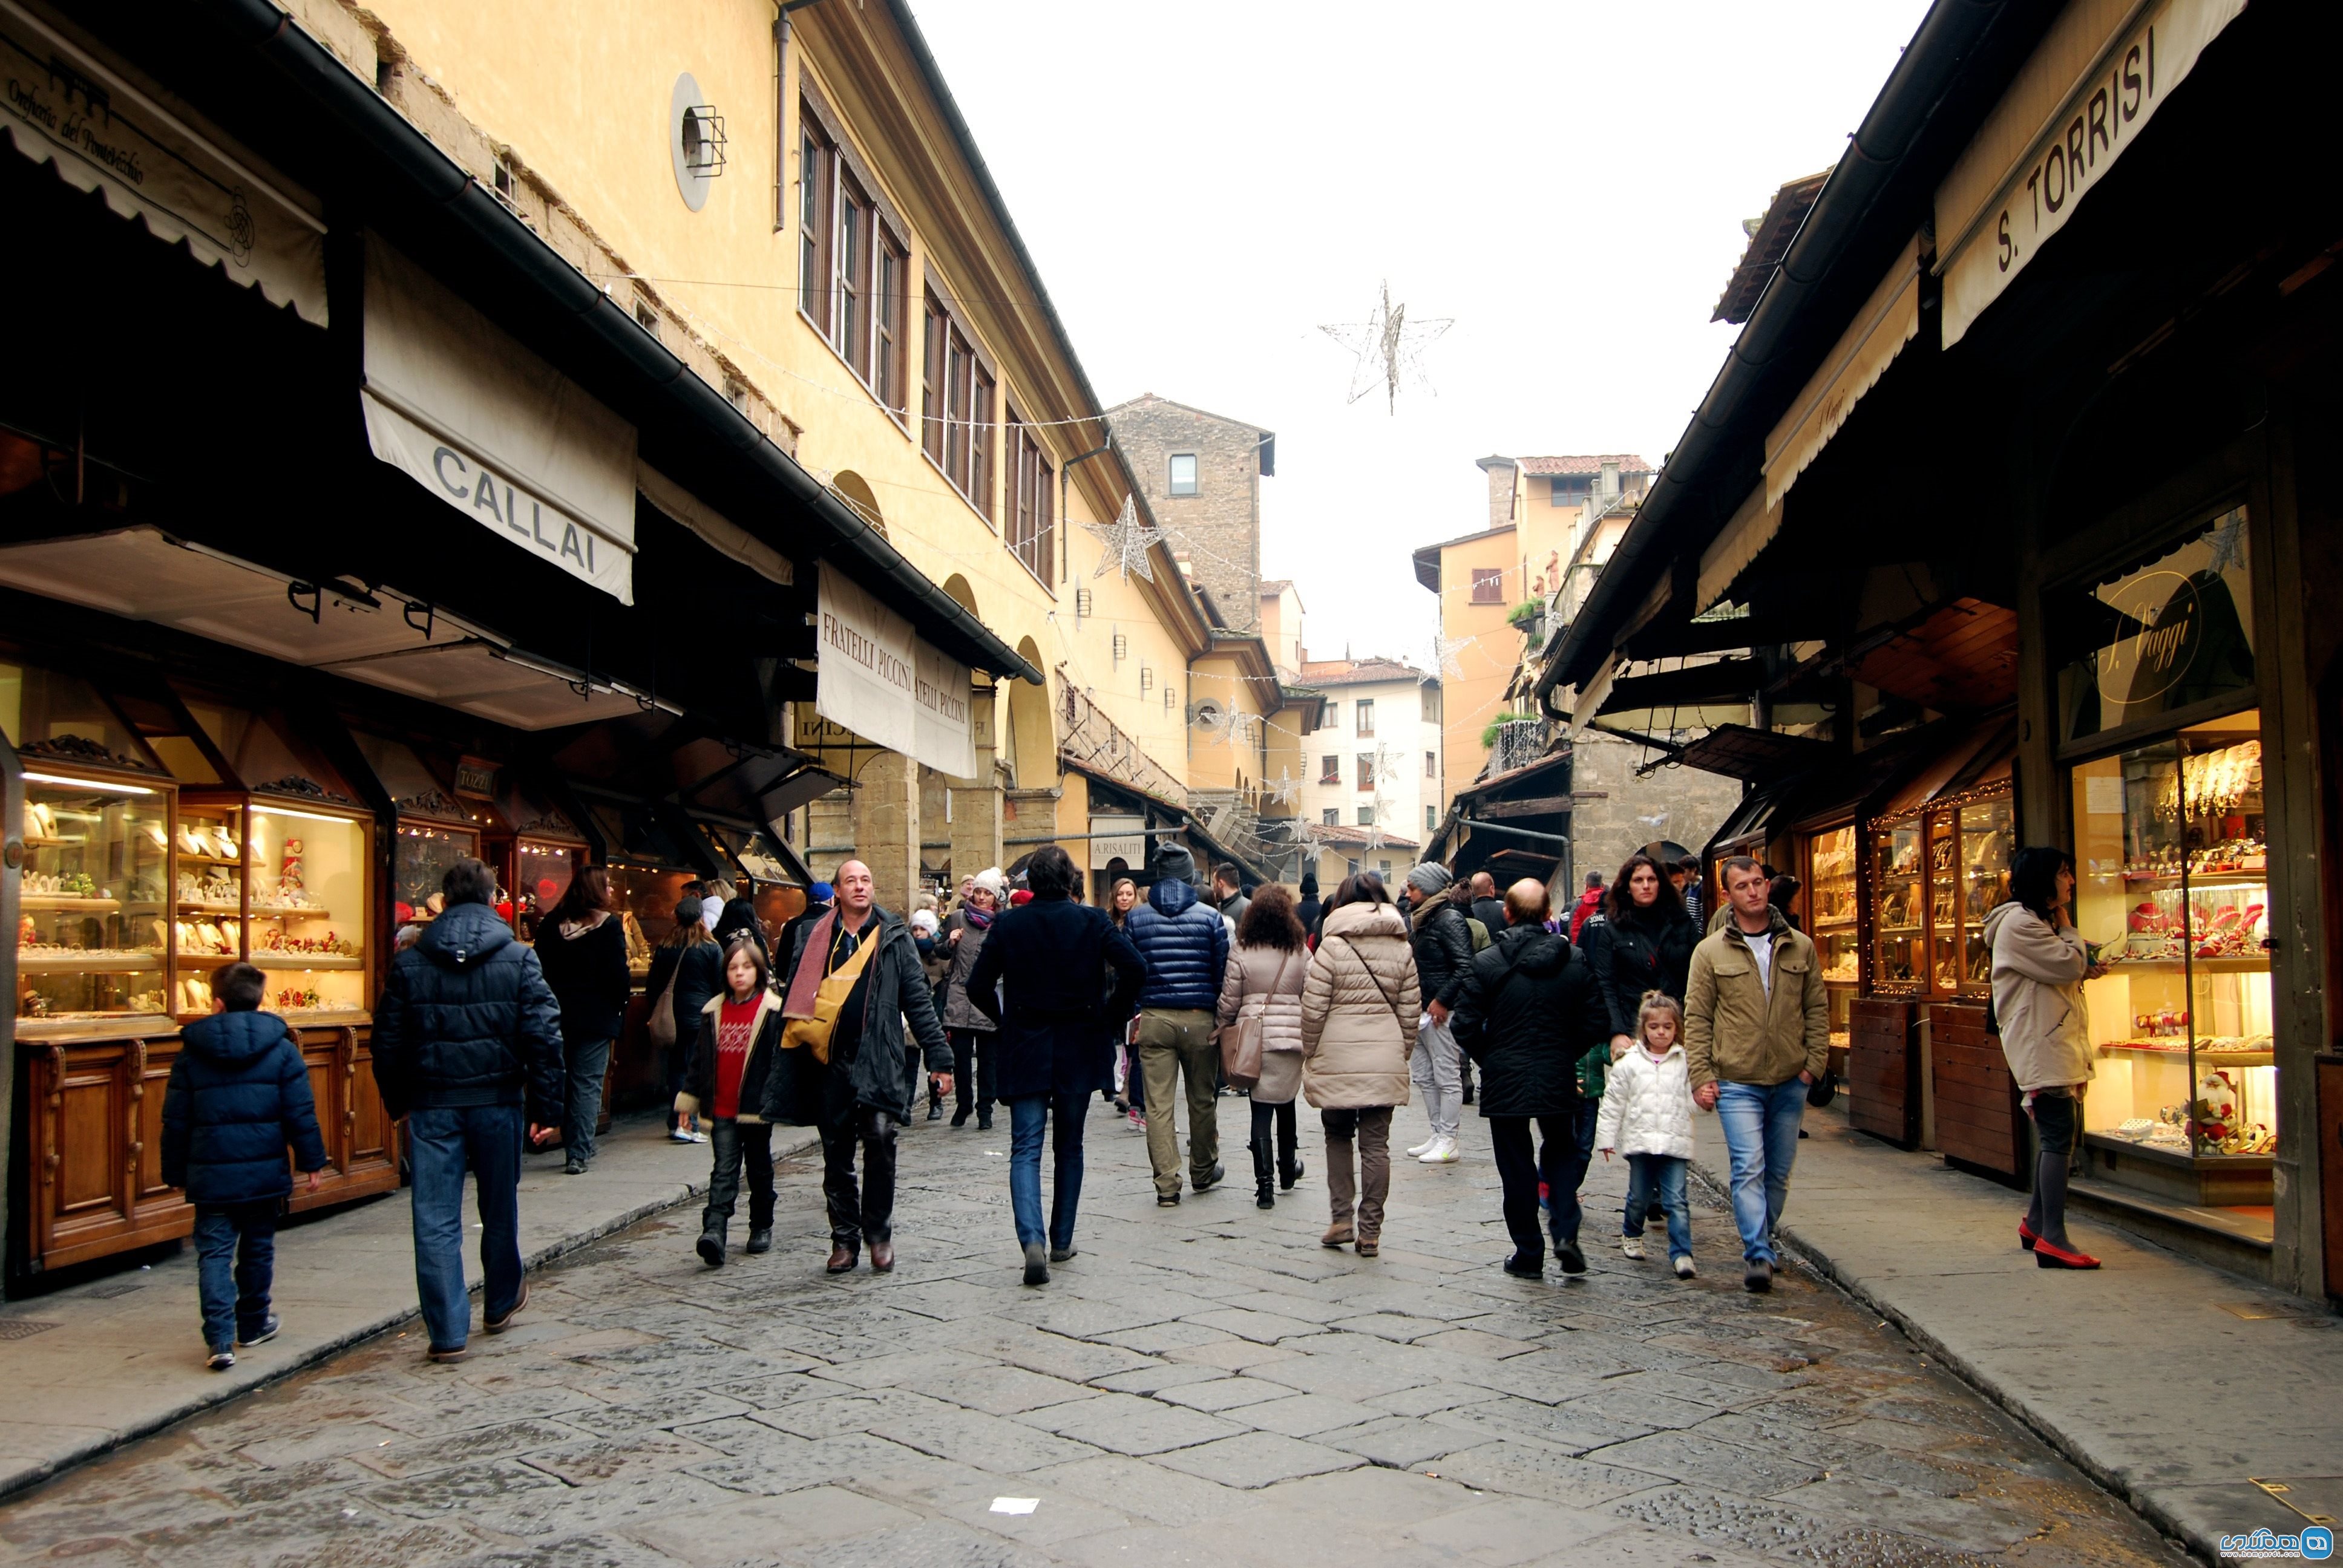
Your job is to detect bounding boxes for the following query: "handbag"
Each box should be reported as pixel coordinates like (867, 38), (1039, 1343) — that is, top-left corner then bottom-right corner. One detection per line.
(780, 929), (880, 1065)
(646, 951), (686, 1051)
(1216, 949), (1297, 1091)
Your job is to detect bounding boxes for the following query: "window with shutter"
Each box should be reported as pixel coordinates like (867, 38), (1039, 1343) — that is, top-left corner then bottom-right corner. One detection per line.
(1470, 566), (1504, 604)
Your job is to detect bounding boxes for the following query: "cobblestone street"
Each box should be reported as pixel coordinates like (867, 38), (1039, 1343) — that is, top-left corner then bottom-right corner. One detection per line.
(1, 1105), (2189, 1568)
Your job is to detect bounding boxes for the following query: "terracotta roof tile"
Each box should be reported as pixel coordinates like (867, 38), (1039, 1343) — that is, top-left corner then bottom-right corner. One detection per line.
(1517, 454), (1653, 476)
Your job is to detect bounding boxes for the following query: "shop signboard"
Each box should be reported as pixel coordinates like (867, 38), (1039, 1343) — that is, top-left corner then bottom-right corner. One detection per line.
(0, 0), (329, 323)
(1936, 0), (2246, 347)
(814, 564), (977, 779)
(1090, 813), (1145, 871)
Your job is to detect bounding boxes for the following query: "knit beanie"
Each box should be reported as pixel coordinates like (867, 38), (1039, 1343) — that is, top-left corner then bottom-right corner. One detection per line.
(1406, 862), (1453, 896)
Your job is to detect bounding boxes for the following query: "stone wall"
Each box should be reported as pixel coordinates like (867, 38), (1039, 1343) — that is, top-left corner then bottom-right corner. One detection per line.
(1565, 730), (1745, 888)
(1107, 397), (1263, 630)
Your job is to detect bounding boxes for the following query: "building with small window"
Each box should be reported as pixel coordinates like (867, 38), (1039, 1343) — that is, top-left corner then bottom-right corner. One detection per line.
(1106, 394), (1276, 633)
(1292, 653), (1441, 888)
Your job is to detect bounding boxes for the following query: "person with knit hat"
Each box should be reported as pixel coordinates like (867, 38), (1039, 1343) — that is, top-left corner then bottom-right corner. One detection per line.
(1402, 861), (1474, 1164)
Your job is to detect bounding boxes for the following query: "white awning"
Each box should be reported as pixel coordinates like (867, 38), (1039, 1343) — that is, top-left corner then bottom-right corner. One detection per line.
(1763, 233), (1922, 513)
(0, 0), (327, 324)
(1697, 483), (1784, 615)
(1936, 0), (2246, 348)
(0, 527), (657, 730)
(362, 235), (637, 603)
(814, 563), (977, 778)
(636, 462), (793, 587)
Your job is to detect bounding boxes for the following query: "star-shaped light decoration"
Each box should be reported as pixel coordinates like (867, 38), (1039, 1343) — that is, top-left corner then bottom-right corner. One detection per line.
(2204, 512), (2246, 575)
(1319, 280), (1453, 414)
(1372, 743), (1407, 790)
(1204, 704), (1260, 749)
(1264, 768), (1301, 807)
(1085, 494), (1167, 583)
(1430, 632), (1473, 681)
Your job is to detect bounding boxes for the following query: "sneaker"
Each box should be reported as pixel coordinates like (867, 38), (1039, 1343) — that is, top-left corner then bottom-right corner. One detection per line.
(563, 1157), (588, 1175)
(1620, 1236), (1645, 1261)
(1157, 1193), (1181, 1207)
(207, 1348), (235, 1371)
(1745, 1259), (1774, 1293)
(1673, 1256), (1697, 1279)
(1129, 1111), (1145, 1131)
(687, 1128), (709, 1143)
(1193, 1162), (1225, 1193)
(668, 1126), (698, 1145)
(1417, 1137), (1458, 1164)
(238, 1315), (281, 1348)
(1406, 1137), (1435, 1157)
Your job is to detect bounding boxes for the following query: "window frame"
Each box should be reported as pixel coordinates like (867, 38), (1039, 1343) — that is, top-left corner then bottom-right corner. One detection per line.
(1168, 452), (1199, 497)
(1470, 566), (1506, 605)
(1355, 753), (1374, 792)
(920, 286), (997, 521)
(1319, 754), (1339, 785)
(1006, 407), (1055, 583)
(1356, 805), (1375, 827)
(1322, 808), (1340, 827)
(1354, 698), (1374, 737)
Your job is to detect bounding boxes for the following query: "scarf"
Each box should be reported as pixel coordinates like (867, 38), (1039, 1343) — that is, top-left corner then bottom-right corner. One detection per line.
(964, 904), (994, 930)
(781, 908), (839, 1019)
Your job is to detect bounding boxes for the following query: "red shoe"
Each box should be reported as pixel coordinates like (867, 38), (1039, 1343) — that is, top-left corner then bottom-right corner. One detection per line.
(2017, 1218), (2039, 1252)
(2033, 1238), (2100, 1270)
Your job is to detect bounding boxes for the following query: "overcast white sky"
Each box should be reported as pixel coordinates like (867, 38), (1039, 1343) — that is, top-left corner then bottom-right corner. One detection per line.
(915, 1), (1934, 664)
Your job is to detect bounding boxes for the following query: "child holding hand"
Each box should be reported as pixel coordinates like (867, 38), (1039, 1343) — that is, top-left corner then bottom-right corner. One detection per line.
(1594, 990), (1697, 1278)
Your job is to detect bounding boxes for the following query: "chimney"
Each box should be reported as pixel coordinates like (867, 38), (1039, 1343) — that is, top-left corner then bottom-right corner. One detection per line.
(1474, 455), (1517, 531)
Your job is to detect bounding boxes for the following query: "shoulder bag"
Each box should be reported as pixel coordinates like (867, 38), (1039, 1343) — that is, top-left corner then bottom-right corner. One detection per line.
(1216, 948), (1299, 1091)
(645, 949), (686, 1051)
(780, 930), (881, 1065)
(1332, 935), (1411, 1039)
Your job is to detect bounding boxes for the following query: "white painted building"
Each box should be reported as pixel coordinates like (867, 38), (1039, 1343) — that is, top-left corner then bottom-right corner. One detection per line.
(1294, 655), (1443, 887)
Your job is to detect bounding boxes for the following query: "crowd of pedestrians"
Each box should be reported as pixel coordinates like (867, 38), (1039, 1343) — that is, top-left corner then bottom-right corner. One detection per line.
(157, 816), (2103, 1371)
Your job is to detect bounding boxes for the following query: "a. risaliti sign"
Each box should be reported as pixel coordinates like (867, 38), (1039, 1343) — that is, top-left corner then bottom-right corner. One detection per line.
(815, 563), (977, 779)
(1936, 0), (2246, 347)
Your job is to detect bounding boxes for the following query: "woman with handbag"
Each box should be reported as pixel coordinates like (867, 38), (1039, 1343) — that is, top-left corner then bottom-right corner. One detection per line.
(533, 865), (632, 1176)
(1215, 884), (1310, 1210)
(1299, 873), (1420, 1256)
(644, 895), (715, 1143)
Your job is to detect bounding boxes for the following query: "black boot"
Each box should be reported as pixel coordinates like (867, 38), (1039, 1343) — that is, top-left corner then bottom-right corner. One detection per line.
(697, 1229), (726, 1267)
(1277, 1112), (1303, 1190)
(1252, 1138), (1276, 1210)
(926, 1079), (943, 1120)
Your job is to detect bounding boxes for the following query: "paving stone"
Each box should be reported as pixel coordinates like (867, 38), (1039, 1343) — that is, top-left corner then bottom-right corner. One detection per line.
(1150, 1431), (1363, 1488)
(1227, 1392), (1381, 1438)
(516, 1429), (720, 1486)
(867, 1401), (1105, 1472)
(1320, 1414), (1500, 1468)
(1011, 1391), (1241, 1455)
(631, 1487), (922, 1564)
(1582, 1431), (1829, 1495)
(1150, 1374), (1296, 1413)
(353, 1418), (589, 1480)
(926, 1364), (1101, 1416)
(363, 1457), (567, 1518)
(1180, 1307), (1324, 1344)
(1434, 1440), (1674, 1508)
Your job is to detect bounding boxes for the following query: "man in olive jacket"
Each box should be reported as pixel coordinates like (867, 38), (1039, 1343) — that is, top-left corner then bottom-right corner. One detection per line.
(1683, 854), (1829, 1295)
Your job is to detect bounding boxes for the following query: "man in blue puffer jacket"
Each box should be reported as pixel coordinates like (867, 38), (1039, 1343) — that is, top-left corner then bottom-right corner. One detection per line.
(374, 858), (565, 1362)
(162, 961), (329, 1370)
(1124, 843), (1230, 1205)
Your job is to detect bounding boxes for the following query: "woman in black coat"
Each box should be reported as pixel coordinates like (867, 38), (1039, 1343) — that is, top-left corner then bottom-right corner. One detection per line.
(966, 845), (1146, 1285)
(532, 864), (633, 1175)
(1447, 881), (1613, 1278)
(1582, 852), (1699, 1053)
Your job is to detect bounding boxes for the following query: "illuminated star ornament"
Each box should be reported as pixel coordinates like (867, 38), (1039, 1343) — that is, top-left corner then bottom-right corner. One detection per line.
(2204, 512), (2246, 575)
(1319, 280), (1453, 414)
(1085, 495), (1167, 583)
(1429, 633), (1472, 681)
(1265, 768), (1301, 806)
(1207, 705), (1261, 749)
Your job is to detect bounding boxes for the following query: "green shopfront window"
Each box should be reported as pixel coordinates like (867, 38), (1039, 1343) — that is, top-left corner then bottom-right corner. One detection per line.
(2056, 509), (2252, 743)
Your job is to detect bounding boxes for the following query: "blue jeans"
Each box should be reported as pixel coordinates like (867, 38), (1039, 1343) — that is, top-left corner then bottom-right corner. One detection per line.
(1007, 1090), (1088, 1251)
(406, 1103), (526, 1351)
(1714, 1078), (1806, 1264)
(1623, 1154), (1693, 1260)
(193, 1200), (278, 1352)
(563, 1036), (611, 1161)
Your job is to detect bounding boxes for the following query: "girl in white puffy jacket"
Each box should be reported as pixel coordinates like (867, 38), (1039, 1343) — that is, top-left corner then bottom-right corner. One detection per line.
(1595, 991), (1696, 1277)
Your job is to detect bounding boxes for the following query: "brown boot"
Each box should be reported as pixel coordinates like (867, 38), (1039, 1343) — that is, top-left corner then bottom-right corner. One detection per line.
(869, 1240), (895, 1273)
(826, 1243), (858, 1274)
(1323, 1137), (1356, 1247)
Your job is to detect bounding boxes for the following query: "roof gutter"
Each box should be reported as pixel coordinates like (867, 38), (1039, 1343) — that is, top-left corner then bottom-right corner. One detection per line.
(204, 0), (1042, 687)
(1538, 0), (2010, 701)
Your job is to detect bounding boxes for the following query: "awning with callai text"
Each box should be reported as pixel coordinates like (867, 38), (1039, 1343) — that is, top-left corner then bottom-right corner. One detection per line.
(361, 235), (638, 604)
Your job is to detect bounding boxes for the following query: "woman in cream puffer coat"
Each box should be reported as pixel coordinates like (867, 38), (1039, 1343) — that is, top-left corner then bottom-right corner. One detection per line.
(1300, 876), (1420, 1255)
(1217, 884), (1312, 1210)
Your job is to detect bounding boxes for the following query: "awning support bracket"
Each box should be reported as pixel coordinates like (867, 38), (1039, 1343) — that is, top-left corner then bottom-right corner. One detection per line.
(287, 580), (320, 623)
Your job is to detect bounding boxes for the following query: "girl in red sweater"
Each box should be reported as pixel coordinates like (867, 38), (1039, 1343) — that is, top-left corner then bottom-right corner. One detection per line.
(678, 938), (784, 1266)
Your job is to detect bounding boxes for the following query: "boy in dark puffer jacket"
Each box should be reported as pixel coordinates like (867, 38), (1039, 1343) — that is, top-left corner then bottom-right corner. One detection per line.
(162, 961), (330, 1370)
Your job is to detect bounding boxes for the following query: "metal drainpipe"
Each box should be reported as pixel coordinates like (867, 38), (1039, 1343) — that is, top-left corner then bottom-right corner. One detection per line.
(1060, 439), (1115, 587)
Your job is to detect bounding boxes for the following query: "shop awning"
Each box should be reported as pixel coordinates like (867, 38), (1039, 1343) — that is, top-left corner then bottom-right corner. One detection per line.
(1847, 598), (2020, 713)
(0, 0), (327, 324)
(1868, 714), (2017, 824)
(1675, 724), (1836, 783)
(362, 235), (638, 605)
(0, 526), (661, 729)
(1762, 233), (1923, 514)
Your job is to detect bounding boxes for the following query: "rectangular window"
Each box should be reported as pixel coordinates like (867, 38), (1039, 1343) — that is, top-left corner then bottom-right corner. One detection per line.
(1356, 753), (1374, 791)
(1354, 698), (1374, 737)
(834, 175), (868, 377)
(1319, 754), (1339, 785)
(1426, 804), (1437, 831)
(1006, 410), (1054, 580)
(2051, 507), (2253, 744)
(1470, 566), (1505, 605)
(922, 298), (946, 464)
(1168, 453), (1198, 497)
(1421, 686), (1441, 721)
(1357, 806), (1375, 827)
(1426, 750), (1437, 777)
(1322, 808), (1339, 827)
(873, 232), (907, 413)
(798, 122), (832, 332)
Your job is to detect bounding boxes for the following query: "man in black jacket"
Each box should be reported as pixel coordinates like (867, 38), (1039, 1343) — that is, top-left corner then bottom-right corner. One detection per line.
(1402, 862), (1474, 1163)
(373, 859), (563, 1362)
(1450, 880), (1612, 1278)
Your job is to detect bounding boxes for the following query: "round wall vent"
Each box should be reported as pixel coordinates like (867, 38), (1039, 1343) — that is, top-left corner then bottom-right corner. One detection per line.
(669, 73), (726, 211)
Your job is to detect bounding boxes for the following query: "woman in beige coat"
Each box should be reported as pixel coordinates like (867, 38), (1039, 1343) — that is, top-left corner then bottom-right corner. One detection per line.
(1300, 874), (1420, 1255)
(1217, 884), (1312, 1211)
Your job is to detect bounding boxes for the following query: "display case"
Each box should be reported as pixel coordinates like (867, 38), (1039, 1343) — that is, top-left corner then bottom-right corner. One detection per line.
(1801, 825), (1858, 1058)
(244, 800), (372, 1020)
(17, 767), (174, 1032)
(352, 731), (484, 923)
(1863, 787), (2011, 1001)
(2070, 710), (2273, 1210)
